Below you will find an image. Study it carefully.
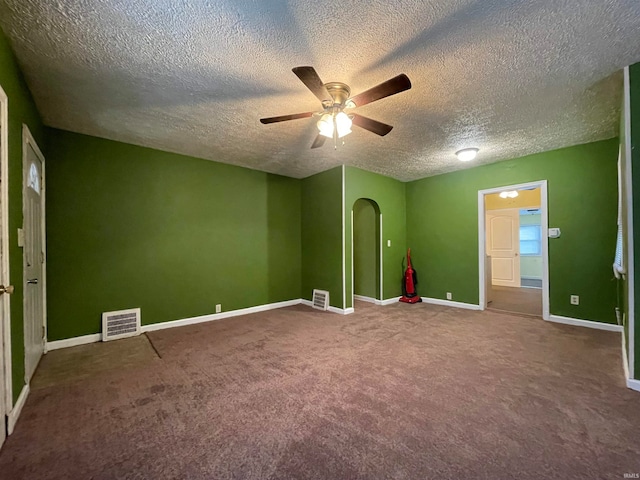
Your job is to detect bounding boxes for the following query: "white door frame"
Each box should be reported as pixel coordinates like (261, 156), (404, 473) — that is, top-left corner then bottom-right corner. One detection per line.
(478, 180), (549, 319)
(21, 124), (46, 381)
(0, 85), (11, 441)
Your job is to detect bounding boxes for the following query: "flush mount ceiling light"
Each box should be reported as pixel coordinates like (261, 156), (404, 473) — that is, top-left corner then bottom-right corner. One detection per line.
(499, 190), (519, 199)
(456, 147), (479, 162)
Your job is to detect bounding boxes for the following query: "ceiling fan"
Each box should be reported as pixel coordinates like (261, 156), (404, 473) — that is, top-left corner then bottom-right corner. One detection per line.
(260, 67), (412, 149)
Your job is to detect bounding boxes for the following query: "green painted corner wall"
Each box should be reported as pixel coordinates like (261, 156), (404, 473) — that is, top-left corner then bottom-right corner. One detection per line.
(406, 139), (619, 323)
(0, 27), (45, 404)
(353, 199), (380, 299)
(301, 166), (343, 308)
(345, 166), (406, 308)
(629, 62), (640, 376)
(45, 128), (301, 340)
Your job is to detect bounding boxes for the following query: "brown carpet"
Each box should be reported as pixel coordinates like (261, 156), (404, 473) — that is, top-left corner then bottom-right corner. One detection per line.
(1, 301), (638, 479)
(488, 285), (543, 316)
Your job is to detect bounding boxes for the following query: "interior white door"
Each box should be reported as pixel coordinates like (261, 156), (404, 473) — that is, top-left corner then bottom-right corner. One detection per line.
(486, 209), (521, 288)
(23, 139), (44, 383)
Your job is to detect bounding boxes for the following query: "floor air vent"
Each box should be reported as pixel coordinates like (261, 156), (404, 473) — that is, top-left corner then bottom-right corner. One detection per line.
(312, 289), (330, 311)
(102, 308), (141, 341)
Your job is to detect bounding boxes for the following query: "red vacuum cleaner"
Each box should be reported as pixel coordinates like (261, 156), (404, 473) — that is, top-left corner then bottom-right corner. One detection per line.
(399, 248), (422, 304)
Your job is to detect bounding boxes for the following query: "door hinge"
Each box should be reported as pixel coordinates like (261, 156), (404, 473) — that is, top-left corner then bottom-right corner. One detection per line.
(41, 251), (44, 263)
(42, 325), (46, 339)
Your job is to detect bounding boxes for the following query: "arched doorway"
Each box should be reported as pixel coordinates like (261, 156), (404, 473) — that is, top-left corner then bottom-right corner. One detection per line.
(352, 198), (381, 306)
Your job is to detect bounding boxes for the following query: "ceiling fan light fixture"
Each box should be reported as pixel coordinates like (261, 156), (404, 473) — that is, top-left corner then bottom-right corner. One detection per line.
(456, 147), (479, 162)
(335, 112), (352, 138)
(317, 114), (334, 138)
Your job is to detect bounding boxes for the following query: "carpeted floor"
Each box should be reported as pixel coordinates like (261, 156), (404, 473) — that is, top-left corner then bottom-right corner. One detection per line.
(0, 301), (638, 479)
(488, 285), (543, 316)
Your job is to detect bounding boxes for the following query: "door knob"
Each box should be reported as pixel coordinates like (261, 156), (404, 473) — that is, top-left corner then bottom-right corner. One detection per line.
(27, 278), (38, 285)
(0, 285), (14, 295)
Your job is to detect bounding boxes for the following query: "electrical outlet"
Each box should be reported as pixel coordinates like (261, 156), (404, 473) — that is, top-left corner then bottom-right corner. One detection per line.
(216, 304), (222, 313)
(446, 292), (452, 300)
(570, 295), (579, 306)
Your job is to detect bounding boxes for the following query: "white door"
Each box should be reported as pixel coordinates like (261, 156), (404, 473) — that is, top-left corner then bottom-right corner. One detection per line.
(486, 209), (521, 288)
(23, 129), (45, 383)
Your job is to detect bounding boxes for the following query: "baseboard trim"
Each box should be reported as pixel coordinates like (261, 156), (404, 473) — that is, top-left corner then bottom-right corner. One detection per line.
(627, 378), (640, 392)
(328, 306), (354, 315)
(46, 333), (102, 351)
(7, 383), (29, 435)
(623, 330), (630, 380)
(422, 297), (482, 311)
(142, 299), (302, 333)
(547, 315), (623, 332)
(46, 300), (303, 350)
(353, 294), (380, 305)
(300, 299), (354, 315)
(380, 296), (402, 306)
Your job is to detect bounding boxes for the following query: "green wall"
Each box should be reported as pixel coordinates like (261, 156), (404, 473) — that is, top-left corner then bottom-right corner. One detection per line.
(345, 166), (406, 308)
(46, 129), (301, 340)
(0, 28), (45, 404)
(353, 199), (380, 299)
(630, 62), (640, 376)
(301, 166), (343, 308)
(407, 139), (619, 324)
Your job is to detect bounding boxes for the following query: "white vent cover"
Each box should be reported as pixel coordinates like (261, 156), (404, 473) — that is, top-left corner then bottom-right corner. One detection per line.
(102, 308), (141, 341)
(312, 289), (330, 311)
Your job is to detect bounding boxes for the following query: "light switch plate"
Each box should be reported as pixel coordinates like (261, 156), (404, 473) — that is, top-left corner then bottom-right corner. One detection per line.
(17, 228), (24, 247)
(387, 240), (391, 247)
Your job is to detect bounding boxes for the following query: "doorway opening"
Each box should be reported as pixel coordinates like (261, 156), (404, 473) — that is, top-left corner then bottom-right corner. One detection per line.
(478, 181), (549, 319)
(351, 198), (382, 308)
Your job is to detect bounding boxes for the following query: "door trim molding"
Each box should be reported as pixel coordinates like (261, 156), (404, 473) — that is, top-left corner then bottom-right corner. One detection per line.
(623, 66), (635, 379)
(478, 180), (549, 320)
(21, 124), (47, 383)
(7, 383), (28, 435)
(0, 84), (11, 433)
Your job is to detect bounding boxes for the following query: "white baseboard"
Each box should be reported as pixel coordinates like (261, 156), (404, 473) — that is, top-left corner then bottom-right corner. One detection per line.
(45, 299), (303, 350)
(380, 296), (402, 306)
(628, 378), (640, 392)
(46, 333), (102, 351)
(142, 299), (302, 333)
(422, 297), (482, 311)
(353, 294), (381, 305)
(300, 299), (354, 315)
(623, 330), (630, 380)
(328, 306), (354, 315)
(352, 295), (403, 306)
(547, 315), (624, 332)
(7, 383), (29, 435)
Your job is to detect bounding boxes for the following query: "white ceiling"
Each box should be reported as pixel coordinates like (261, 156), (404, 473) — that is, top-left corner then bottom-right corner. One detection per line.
(1, 1), (639, 181)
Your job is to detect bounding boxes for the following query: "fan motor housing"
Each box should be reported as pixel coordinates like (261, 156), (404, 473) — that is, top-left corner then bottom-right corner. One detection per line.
(324, 82), (351, 106)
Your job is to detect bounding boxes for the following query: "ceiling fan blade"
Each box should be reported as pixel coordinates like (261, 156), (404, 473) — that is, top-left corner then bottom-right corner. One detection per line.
(260, 112), (314, 124)
(311, 134), (327, 149)
(351, 114), (393, 136)
(292, 66), (333, 103)
(348, 74), (411, 108)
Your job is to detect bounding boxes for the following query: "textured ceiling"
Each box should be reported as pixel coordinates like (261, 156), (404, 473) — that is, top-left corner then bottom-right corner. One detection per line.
(1, 1), (639, 181)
